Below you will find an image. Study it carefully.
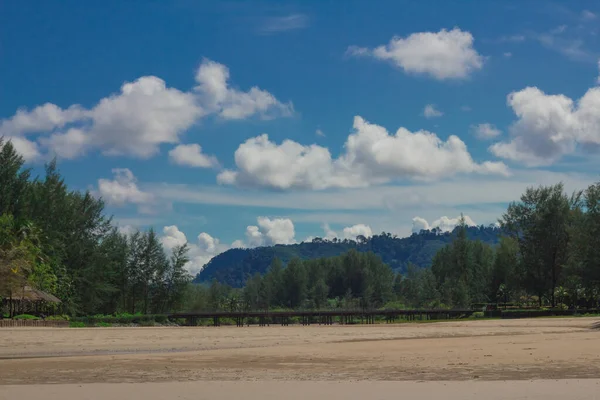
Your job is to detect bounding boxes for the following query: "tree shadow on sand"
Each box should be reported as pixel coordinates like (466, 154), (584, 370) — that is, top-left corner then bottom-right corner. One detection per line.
(591, 321), (600, 330)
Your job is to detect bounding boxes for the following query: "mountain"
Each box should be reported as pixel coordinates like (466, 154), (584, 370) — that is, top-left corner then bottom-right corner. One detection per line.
(193, 226), (503, 287)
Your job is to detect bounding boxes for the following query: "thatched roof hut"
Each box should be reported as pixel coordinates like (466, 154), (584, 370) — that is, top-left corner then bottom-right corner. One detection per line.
(1, 285), (61, 303)
(1, 286), (61, 318)
(15, 286), (61, 304)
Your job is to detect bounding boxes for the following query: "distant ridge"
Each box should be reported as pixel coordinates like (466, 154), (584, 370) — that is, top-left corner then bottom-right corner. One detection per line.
(193, 226), (503, 287)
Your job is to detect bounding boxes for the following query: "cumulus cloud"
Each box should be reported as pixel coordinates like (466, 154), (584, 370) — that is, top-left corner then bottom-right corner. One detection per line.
(168, 143), (218, 168)
(489, 84), (600, 166)
(160, 226), (231, 276)
(194, 59), (293, 120)
(245, 217), (296, 247)
(218, 116), (509, 190)
(316, 128), (325, 137)
(96, 168), (154, 209)
(159, 217), (297, 275)
(320, 223), (373, 241)
(0, 59), (291, 162)
(348, 28), (484, 80)
(423, 104), (443, 118)
(411, 215), (476, 233)
(472, 123), (502, 140)
(3, 136), (41, 161)
(0, 103), (85, 137)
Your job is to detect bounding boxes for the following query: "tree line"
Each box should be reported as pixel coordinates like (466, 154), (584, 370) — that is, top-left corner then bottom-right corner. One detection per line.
(188, 183), (600, 312)
(0, 140), (191, 316)
(2, 138), (599, 316)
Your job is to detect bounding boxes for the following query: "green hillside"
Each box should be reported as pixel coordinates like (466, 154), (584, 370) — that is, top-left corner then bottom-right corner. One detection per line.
(193, 226), (503, 287)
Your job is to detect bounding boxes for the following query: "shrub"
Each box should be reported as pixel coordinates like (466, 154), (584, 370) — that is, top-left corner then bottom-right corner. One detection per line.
(46, 315), (69, 321)
(13, 314), (39, 320)
(95, 321), (112, 327)
(69, 321), (86, 328)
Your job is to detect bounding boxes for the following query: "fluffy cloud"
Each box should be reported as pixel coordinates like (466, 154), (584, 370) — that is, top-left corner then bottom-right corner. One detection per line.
(159, 217), (297, 275)
(96, 168), (154, 208)
(168, 143), (218, 168)
(219, 116), (509, 190)
(194, 59), (293, 120)
(472, 123), (502, 140)
(0, 103), (85, 137)
(320, 223), (373, 241)
(490, 84), (600, 166)
(348, 28), (484, 80)
(245, 217), (296, 247)
(0, 59), (291, 161)
(423, 104), (443, 118)
(3, 136), (41, 161)
(411, 215), (476, 233)
(160, 226), (231, 276)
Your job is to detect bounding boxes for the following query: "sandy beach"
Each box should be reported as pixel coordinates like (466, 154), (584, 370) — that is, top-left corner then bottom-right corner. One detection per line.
(1, 318), (599, 399)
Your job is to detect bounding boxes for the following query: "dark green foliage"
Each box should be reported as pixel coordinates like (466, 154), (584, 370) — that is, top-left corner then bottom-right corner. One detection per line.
(191, 250), (396, 312)
(195, 226), (503, 288)
(0, 140), (192, 317)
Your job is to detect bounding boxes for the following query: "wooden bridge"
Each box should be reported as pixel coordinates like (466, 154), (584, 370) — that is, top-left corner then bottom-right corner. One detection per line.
(169, 308), (475, 327)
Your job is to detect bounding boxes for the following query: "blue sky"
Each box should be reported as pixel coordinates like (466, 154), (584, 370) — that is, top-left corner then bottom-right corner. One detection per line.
(2, 0), (600, 274)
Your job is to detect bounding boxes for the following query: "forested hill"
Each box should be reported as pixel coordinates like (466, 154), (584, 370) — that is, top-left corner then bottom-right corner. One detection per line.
(194, 226), (503, 287)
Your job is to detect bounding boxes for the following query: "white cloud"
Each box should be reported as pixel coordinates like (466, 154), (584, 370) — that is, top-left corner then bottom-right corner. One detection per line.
(245, 217), (296, 247)
(40, 128), (88, 159)
(194, 59), (293, 120)
(411, 217), (430, 233)
(342, 224), (373, 240)
(472, 123), (502, 140)
(320, 223), (373, 241)
(0, 103), (85, 137)
(597, 59), (600, 84)
(258, 14), (309, 34)
(316, 128), (325, 137)
(218, 116), (509, 190)
(411, 215), (476, 233)
(423, 104), (443, 118)
(490, 84), (600, 166)
(3, 136), (41, 161)
(348, 28), (484, 80)
(168, 143), (218, 168)
(97, 168), (154, 208)
(160, 226), (231, 276)
(503, 52), (513, 58)
(160, 217), (297, 275)
(461, 105), (472, 112)
(0, 59), (291, 161)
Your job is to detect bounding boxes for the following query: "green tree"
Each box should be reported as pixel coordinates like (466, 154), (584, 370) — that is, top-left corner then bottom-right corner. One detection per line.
(502, 184), (573, 307)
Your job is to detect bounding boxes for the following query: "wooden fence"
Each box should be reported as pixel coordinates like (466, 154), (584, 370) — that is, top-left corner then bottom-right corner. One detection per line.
(0, 319), (69, 328)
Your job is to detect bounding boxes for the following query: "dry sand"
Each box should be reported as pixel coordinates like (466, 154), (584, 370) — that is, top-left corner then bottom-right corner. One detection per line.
(1, 317), (599, 399)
